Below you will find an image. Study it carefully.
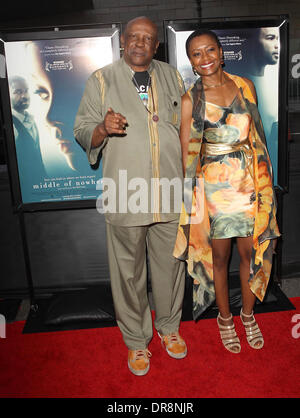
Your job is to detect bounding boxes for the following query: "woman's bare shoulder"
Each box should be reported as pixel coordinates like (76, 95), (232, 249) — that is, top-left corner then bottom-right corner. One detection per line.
(182, 91), (193, 108)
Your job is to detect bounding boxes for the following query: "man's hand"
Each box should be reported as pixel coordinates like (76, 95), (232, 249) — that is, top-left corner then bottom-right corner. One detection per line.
(104, 107), (128, 135)
(91, 107), (128, 148)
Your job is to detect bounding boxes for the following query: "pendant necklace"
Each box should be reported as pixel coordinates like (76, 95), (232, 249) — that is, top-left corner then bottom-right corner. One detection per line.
(132, 73), (159, 122)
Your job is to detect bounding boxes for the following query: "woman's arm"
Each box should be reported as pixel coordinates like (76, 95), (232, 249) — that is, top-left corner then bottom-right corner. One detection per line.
(180, 92), (193, 175)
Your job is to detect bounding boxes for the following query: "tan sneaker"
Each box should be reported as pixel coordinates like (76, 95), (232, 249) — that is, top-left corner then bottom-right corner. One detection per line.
(128, 349), (152, 376)
(159, 332), (187, 359)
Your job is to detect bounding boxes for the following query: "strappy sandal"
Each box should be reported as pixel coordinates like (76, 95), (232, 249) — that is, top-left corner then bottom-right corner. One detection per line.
(217, 313), (241, 354)
(240, 309), (264, 350)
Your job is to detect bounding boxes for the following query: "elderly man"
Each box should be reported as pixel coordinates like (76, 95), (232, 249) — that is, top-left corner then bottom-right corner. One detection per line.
(74, 16), (187, 376)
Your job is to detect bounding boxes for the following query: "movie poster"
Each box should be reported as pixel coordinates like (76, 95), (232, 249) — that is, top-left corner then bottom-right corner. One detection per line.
(168, 26), (280, 185)
(5, 34), (119, 204)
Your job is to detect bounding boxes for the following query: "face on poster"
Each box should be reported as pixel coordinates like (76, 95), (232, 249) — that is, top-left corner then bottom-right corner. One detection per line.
(168, 26), (280, 185)
(5, 35), (119, 204)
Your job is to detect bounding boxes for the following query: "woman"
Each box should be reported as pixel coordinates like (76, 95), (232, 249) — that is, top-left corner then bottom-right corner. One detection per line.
(174, 29), (280, 353)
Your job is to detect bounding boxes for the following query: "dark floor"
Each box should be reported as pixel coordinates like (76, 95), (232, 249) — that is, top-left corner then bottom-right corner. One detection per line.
(11, 276), (300, 323)
(280, 276), (300, 298)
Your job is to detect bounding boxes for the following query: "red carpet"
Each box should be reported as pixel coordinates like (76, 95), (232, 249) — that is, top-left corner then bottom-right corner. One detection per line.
(0, 297), (299, 398)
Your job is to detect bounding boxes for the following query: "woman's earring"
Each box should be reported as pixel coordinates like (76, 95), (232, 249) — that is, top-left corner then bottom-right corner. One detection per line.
(192, 66), (198, 76)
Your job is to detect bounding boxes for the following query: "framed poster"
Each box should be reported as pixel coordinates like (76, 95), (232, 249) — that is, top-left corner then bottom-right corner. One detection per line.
(165, 16), (289, 190)
(0, 24), (120, 211)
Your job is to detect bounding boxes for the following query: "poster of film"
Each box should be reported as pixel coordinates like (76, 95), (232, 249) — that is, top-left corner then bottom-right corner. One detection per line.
(167, 25), (280, 186)
(4, 31), (119, 205)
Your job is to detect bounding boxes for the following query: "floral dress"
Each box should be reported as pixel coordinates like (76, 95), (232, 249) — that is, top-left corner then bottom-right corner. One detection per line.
(201, 91), (255, 239)
(173, 73), (280, 320)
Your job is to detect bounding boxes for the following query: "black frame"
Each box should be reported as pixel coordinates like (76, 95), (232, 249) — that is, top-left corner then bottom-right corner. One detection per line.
(164, 15), (289, 193)
(0, 23), (121, 213)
